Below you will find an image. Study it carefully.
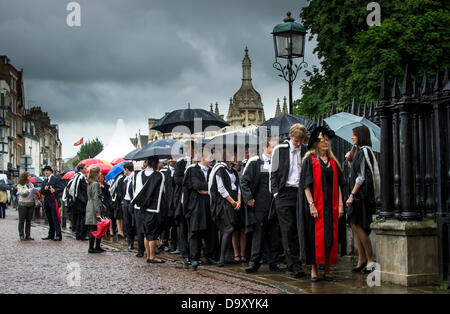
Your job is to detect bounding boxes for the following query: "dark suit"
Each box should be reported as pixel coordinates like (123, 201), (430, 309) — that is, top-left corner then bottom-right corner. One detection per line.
(270, 140), (307, 272)
(41, 175), (65, 239)
(72, 173), (88, 239)
(174, 158), (190, 259)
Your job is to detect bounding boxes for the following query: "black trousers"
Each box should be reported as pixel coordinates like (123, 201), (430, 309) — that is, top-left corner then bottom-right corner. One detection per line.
(176, 215), (189, 258)
(72, 201), (87, 239)
(18, 204), (34, 238)
(133, 208), (145, 254)
(122, 200), (135, 246)
(274, 187), (302, 271)
(188, 221), (219, 261)
(44, 201), (61, 239)
(249, 214), (281, 266)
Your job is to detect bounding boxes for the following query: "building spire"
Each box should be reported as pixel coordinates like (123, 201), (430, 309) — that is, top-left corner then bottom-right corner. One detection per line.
(210, 103), (213, 113)
(242, 46), (252, 84)
(215, 102), (220, 115)
(275, 98), (282, 117)
(282, 96), (288, 115)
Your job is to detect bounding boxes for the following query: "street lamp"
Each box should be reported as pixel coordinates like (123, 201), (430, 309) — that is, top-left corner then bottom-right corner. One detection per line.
(272, 11), (307, 114)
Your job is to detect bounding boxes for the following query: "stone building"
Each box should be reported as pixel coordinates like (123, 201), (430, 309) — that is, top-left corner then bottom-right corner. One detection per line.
(226, 47), (265, 128)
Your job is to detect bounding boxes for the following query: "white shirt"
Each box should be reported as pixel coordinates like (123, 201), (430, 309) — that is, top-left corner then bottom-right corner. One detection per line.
(144, 167), (154, 177)
(216, 167), (241, 199)
(199, 164), (209, 182)
(262, 153), (271, 170)
(169, 165), (175, 177)
(124, 173), (133, 201)
(286, 140), (302, 188)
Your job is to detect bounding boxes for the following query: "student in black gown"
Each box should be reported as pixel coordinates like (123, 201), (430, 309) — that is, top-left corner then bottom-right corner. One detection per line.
(159, 158), (177, 252)
(132, 160), (148, 257)
(183, 148), (218, 270)
(241, 137), (285, 273)
(100, 173), (114, 237)
(172, 141), (195, 265)
(298, 126), (345, 282)
(345, 125), (379, 273)
(131, 156), (167, 264)
(209, 148), (242, 267)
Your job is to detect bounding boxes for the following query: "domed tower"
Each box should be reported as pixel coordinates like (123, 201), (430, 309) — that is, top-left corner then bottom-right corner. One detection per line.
(227, 47), (265, 128)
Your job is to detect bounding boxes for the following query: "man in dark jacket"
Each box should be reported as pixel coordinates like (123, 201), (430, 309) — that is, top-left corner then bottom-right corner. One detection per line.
(270, 124), (308, 278)
(241, 138), (284, 273)
(71, 163), (88, 240)
(159, 158), (177, 252)
(119, 162), (135, 250)
(40, 165), (65, 241)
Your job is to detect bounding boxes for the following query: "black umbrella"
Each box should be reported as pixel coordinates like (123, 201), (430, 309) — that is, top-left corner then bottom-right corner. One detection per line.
(206, 132), (259, 161)
(151, 107), (229, 134)
(258, 114), (316, 140)
(131, 146), (178, 161)
(124, 147), (142, 160)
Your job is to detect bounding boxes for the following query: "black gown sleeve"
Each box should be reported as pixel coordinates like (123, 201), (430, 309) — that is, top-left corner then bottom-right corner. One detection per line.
(191, 169), (208, 191)
(240, 160), (255, 205)
(301, 156), (314, 190)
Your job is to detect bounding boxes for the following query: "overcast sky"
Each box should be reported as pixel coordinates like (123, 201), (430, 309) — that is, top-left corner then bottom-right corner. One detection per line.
(0, 0), (320, 159)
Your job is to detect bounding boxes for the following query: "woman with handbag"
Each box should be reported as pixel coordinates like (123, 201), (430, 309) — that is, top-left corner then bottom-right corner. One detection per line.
(85, 166), (105, 253)
(345, 125), (380, 273)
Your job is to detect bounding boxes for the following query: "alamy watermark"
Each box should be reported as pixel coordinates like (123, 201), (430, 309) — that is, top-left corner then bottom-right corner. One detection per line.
(66, 2), (81, 27)
(366, 262), (381, 287)
(367, 2), (381, 27)
(66, 262), (81, 287)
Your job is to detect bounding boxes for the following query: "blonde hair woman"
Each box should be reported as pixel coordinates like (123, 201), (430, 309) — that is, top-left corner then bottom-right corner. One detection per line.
(85, 167), (104, 253)
(298, 126), (345, 282)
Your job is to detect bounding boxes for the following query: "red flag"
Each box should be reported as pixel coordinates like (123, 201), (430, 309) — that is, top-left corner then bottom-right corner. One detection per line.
(74, 137), (84, 146)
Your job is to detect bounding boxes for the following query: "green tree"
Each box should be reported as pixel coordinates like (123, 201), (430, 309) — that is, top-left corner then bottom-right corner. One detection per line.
(72, 138), (103, 167)
(296, 0), (450, 116)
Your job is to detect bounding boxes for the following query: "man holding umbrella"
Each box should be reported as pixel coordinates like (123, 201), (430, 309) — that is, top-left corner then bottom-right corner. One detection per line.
(40, 165), (65, 241)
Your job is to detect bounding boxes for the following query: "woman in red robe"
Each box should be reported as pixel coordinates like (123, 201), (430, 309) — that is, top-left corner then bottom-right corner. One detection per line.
(298, 126), (345, 282)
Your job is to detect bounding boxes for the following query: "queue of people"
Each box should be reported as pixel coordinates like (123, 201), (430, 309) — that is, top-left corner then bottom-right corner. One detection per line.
(13, 123), (379, 283)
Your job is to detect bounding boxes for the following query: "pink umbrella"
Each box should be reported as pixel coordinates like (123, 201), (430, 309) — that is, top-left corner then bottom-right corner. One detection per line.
(62, 171), (76, 180)
(111, 158), (126, 166)
(87, 163), (112, 174)
(91, 217), (111, 239)
(77, 159), (105, 168)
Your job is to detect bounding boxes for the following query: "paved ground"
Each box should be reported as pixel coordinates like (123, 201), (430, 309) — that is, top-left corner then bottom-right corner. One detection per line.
(0, 207), (279, 294)
(2, 206), (449, 294)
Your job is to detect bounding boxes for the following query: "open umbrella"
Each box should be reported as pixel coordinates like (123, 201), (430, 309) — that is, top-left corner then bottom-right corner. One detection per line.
(111, 158), (126, 166)
(258, 114), (316, 140)
(207, 132), (259, 161)
(62, 171), (77, 180)
(324, 112), (380, 152)
(151, 107), (229, 134)
(87, 163), (112, 174)
(105, 161), (128, 183)
(77, 159), (106, 168)
(131, 146), (175, 161)
(132, 139), (183, 161)
(29, 177), (43, 184)
(124, 147), (141, 160)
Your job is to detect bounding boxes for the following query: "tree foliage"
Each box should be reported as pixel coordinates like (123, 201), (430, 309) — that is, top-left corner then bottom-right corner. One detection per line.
(295, 0), (450, 116)
(72, 138), (103, 167)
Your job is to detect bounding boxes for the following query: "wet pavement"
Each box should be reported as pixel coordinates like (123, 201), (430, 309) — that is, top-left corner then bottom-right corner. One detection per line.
(2, 206), (449, 294)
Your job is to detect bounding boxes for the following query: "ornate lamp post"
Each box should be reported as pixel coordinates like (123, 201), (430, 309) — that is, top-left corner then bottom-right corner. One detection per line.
(272, 11), (307, 114)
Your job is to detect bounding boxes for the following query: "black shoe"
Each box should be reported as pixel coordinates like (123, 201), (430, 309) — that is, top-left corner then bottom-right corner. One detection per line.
(147, 259), (165, 264)
(269, 264), (287, 272)
(42, 237), (54, 240)
(88, 249), (101, 254)
(81, 237), (88, 241)
(191, 260), (200, 270)
(25, 237), (34, 241)
(205, 257), (218, 265)
(245, 263), (259, 273)
(53, 237), (62, 241)
(363, 261), (377, 274)
(136, 252), (144, 258)
(19, 236), (25, 241)
(216, 261), (225, 267)
(323, 274), (334, 281)
(184, 257), (191, 265)
(311, 276), (321, 282)
(170, 249), (181, 255)
(352, 260), (368, 273)
(95, 247), (106, 253)
(290, 265), (306, 278)
(128, 244), (134, 250)
(76, 235), (81, 240)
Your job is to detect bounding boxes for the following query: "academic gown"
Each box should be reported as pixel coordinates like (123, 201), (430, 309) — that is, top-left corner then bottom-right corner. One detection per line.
(110, 173), (125, 219)
(160, 166), (176, 219)
(297, 155), (345, 265)
(240, 156), (274, 234)
(173, 158), (188, 219)
(183, 164), (211, 234)
(208, 163), (240, 232)
(101, 183), (113, 218)
(346, 148), (376, 235)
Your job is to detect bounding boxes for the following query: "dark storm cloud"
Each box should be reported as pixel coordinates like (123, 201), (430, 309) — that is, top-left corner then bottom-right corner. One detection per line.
(0, 0), (318, 158)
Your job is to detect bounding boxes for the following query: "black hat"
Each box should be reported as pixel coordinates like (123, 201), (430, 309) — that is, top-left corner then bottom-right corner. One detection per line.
(307, 126), (335, 150)
(42, 165), (54, 173)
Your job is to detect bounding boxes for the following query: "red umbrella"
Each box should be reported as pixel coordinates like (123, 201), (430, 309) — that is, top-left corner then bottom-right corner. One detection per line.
(29, 176), (44, 184)
(77, 159), (105, 168)
(91, 217), (111, 239)
(87, 163), (112, 174)
(111, 158), (126, 165)
(62, 171), (76, 180)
